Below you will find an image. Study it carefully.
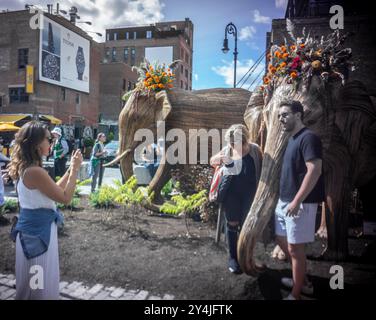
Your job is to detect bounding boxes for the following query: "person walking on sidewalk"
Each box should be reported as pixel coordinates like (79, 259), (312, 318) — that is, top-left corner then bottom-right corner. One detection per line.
(275, 100), (324, 300)
(8, 121), (83, 300)
(90, 133), (107, 193)
(51, 127), (69, 179)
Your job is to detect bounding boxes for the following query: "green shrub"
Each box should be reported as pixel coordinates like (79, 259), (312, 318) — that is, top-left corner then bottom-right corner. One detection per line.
(89, 185), (117, 208)
(57, 197), (80, 210)
(107, 132), (115, 143)
(1, 199), (19, 214)
(160, 190), (207, 216)
(84, 137), (95, 147)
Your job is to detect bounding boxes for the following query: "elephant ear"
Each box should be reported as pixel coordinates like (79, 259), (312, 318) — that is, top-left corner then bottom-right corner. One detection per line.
(154, 90), (172, 122)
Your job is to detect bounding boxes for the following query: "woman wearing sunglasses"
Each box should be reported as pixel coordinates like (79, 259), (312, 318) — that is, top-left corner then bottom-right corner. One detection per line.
(8, 121), (83, 300)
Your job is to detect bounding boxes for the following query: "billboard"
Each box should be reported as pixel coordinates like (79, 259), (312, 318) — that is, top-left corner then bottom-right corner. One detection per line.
(39, 16), (90, 93)
(145, 46), (173, 66)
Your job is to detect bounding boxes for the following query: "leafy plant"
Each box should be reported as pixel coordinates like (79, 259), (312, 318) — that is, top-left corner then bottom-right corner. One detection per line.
(161, 179), (173, 198)
(107, 132), (115, 143)
(89, 185), (117, 209)
(1, 199), (18, 214)
(57, 197), (80, 210)
(160, 190), (207, 216)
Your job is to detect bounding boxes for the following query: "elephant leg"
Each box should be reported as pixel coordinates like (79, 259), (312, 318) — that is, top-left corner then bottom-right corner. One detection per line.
(148, 158), (172, 204)
(322, 150), (352, 261)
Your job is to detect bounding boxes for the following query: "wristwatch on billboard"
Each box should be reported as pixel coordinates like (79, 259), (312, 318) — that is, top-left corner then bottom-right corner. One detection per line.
(76, 46), (85, 80)
(43, 53), (59, 80)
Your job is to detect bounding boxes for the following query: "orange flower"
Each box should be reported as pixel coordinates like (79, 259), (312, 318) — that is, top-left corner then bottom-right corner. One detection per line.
(158, 83), (164, 88)
(280, 45), (287, 53)
(154, 76), (160, 83)
(282, 53), (289, 59)
(168, 72), (172, 76)
(167, 68), (171, 72)
(290, 45), (296, 51)
(274, 51), (281, 58)
(299, 44), (305, 49)
(263, 77), (270, 84)
(162, 72), (167, 76)
(270, 66), (277, 74)
(290, 71), (298, 78)
(145, 72), (151, 77)
(167, 83), (173, 88)
(268, 64), (274, 71)
(279, 62), (287, 68)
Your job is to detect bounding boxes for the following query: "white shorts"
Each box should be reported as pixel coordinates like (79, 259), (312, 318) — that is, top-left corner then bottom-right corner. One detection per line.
(274, 198), (318, 244)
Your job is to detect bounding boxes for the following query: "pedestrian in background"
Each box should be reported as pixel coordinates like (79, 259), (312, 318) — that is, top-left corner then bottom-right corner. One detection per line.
(51, 127), (69, 179)
(90, 133), (107, 193)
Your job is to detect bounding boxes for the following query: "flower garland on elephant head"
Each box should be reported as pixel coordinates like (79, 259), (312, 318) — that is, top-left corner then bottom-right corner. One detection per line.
(258, 26), (355, 103)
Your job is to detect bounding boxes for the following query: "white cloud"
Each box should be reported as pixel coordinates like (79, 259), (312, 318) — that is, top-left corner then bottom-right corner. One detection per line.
(252, 9), (271, 24)
(239, 26), (256, 41)
(194, 73), (198, 81)
(275, 0), (288, 9)
(7, 0), (165, 42)
(212, 59), (265, 90)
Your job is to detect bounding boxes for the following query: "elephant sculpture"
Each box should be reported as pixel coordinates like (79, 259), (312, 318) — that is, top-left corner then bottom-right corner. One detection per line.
(108, 88), (251, 203)
(238, 30), (376, 274)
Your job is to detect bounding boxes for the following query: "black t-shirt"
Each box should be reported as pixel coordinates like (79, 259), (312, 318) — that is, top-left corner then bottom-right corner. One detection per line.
(280, 127), (325, 203)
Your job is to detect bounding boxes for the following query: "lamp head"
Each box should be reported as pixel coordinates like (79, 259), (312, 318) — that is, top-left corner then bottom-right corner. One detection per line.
(222, 38), (229, 54)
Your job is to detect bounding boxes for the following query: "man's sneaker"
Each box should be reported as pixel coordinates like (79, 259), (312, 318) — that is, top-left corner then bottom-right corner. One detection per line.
(228, 258), (242, 274)
(283, 293), (297, 300)
(281, 277), (314, 295)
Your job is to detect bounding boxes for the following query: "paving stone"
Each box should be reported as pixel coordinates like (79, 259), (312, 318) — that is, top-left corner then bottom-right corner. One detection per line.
(0, 278), (11, 286)
(6, 274), (15, 280)
(163, 294), (175, 300)
(119, 291), (136, 300)
(148, 295), (162, 300)
(132, 290), (149, 300)
(104, 286), (116, 292)
(59, 281), (69, 291)
(70, 285), (89, 298)
(92, 290), (110, 300)
(87, 284), (104, 295)
(66, 281), (82, 292)
(0, 288), (16, 300)
(8, 279), (16, 288)
(0, 285), (10, 293)
(110, 288), (125, 298)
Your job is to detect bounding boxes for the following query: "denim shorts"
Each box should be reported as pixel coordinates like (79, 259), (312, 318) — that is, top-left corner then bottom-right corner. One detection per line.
(274, 198), (318, 244)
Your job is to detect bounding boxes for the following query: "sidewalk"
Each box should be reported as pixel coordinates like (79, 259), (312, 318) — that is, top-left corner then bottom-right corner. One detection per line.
(0, 273), (175, 300)
(4, 167), (123, 199)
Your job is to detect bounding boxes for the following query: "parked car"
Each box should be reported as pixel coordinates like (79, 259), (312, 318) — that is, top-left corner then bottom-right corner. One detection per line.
(104, 140), (119, 167)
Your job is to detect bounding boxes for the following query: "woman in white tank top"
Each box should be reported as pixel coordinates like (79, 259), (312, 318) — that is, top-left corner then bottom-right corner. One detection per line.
(8, 121), (83, 300)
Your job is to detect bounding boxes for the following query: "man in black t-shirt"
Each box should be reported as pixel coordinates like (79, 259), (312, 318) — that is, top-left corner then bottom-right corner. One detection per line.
(275, 100), (324, 300)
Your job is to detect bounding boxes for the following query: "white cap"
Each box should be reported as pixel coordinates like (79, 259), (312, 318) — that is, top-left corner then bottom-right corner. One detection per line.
(51, 127), (62, 136)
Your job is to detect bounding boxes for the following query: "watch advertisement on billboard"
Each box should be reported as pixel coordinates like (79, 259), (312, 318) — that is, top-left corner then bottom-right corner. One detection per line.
(39, 15), (90, 93)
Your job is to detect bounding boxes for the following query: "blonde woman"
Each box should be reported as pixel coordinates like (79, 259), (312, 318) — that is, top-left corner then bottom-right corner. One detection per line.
(9, 121), (83, 300)
(210, 124), (262, 274)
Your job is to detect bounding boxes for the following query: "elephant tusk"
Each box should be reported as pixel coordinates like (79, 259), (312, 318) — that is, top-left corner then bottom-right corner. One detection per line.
(103, 148), (132, 167)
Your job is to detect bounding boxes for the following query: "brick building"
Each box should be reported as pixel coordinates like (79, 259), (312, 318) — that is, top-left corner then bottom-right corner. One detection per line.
(0, 9), (100, 139)
(104, 18), (194, 91)
(266, 0), (376, 95)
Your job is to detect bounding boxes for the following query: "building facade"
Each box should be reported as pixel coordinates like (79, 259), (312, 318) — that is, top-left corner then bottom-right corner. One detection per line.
(104, 18), (194, 91)
(0, 9), (100, 140)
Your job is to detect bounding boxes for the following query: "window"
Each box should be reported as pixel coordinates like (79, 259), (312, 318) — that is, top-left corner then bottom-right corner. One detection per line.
(124, 48), (128, 62)
(122, 79), (126, 90)
(185, 83), (188, 90)
(180, 80), (183, 89)
(133, 31), (137, 40)
(185, 68), (188, 78)
(128, 81), (132, 91)
(180, 65), (183, 74)
(146, 30), (152, 39)
(105, 48), (110, 58)
(112, 47), (117, 61)
(61, 88), (66, 101)
(125, 32), (129, 40)
(106, 33), (110, 41)
(76, 93), (80, 105)
(9, 87), (28, 104)
(18, 48), (28, 69)
(131, 48), (136, 66)
(114, 32), (118, 40)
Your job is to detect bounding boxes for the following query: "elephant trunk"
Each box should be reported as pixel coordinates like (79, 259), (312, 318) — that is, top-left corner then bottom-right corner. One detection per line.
(238, 110), (289, 275)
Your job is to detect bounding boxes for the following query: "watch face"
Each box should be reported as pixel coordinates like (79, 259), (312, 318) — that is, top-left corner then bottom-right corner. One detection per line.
(42, 51), (60, 81)
(76, 47), (85, 80)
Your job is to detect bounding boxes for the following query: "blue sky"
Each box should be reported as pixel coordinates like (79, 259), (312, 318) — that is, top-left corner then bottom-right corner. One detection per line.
(1, 0), (288, 90)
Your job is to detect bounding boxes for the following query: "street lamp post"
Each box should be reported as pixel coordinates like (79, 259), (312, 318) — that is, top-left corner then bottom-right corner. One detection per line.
(222, 22), (238, 88)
